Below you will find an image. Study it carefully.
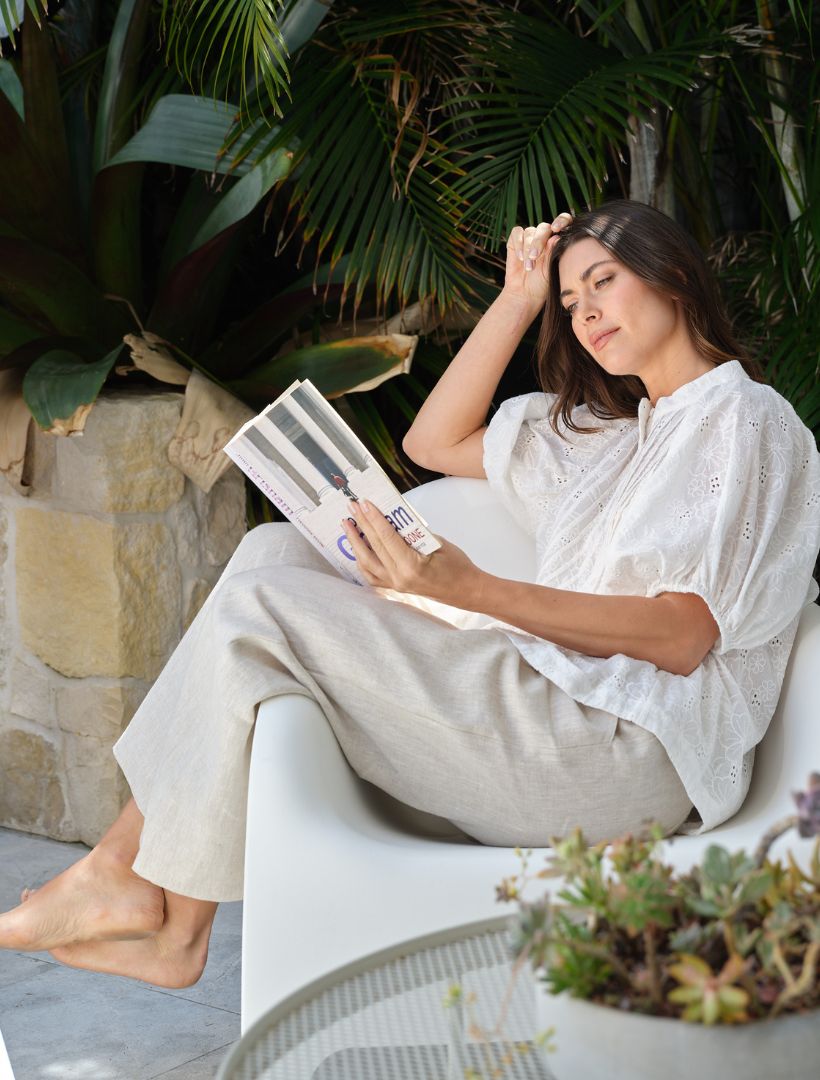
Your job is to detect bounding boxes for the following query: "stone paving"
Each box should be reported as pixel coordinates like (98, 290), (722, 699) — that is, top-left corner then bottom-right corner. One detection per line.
(0, 827), (240, 1079)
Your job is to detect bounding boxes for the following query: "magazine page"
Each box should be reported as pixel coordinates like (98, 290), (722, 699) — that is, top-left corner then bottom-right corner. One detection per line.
(224, 379), (441, 586)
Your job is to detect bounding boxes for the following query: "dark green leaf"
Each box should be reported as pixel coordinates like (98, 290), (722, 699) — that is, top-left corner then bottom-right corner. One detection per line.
(22, 347), (120, 430)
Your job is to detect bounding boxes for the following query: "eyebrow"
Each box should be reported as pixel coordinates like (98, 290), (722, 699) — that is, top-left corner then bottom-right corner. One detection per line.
(559, 260), (617, 299)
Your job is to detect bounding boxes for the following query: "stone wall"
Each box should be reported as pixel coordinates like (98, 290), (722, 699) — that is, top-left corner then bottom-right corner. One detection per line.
(0, 389), (247, 845)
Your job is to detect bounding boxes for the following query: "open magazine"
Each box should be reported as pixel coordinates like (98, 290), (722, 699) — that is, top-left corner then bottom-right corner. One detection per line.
(223, 379), (442, 586)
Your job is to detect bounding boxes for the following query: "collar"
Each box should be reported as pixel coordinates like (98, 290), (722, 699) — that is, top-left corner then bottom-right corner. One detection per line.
(641, 360), (749, 416)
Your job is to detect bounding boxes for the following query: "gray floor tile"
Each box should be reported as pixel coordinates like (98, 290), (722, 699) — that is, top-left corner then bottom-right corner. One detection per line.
(148, 1043), (236, 1079)
(0, 951), (54, 990)
(1, 965), (240, 1079)
(0, 828), (242, 1079)
(0, 829), (88, 912)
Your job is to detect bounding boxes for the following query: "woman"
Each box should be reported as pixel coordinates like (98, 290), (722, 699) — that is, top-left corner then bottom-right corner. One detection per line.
(1, 200), (818, 989)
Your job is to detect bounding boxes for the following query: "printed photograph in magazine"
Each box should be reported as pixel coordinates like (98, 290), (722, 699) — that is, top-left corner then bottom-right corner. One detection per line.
(224, 379), (441, 586)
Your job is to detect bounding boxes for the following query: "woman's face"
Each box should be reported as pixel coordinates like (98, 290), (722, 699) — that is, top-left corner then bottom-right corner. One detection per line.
(556, 236), (684, 381)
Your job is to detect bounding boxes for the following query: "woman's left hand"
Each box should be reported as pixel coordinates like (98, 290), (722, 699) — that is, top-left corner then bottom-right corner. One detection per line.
(341, 499), (484, 608)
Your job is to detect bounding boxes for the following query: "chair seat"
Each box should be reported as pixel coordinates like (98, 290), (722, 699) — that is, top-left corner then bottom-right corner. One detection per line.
(241, 476), (820, 1032)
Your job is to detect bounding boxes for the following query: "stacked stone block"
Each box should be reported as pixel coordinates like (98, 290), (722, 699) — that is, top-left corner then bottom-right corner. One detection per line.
(0, 389), (246, 845)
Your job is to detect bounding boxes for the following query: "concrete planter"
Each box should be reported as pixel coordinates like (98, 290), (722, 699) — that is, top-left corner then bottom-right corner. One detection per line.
(537, 989), (819, 1080)
(0, 388), (247, 845)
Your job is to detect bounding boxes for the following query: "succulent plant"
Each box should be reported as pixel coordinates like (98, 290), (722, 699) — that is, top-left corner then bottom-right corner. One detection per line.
(500, 772), (820, 1025)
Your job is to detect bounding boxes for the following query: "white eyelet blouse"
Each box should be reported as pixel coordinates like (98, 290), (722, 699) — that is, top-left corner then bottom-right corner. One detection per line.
(477, 359), (820, 832)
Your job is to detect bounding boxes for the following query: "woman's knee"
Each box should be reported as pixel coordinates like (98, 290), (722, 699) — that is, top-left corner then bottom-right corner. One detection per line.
(223, 522), (306, 577)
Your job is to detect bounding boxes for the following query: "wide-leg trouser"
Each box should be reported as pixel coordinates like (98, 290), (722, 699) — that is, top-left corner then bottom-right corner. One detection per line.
(113, 523), (692, 902)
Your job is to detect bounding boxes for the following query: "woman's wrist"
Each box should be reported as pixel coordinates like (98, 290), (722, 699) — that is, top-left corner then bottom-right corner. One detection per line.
(496, 287), (544, 328)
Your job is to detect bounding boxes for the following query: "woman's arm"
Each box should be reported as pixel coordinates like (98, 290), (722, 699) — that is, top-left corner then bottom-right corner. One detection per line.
(472, 574), (720, 677)
(403, 216), (570, 467)
(402, 289), (539, 467)
(341, 500), (720, 678)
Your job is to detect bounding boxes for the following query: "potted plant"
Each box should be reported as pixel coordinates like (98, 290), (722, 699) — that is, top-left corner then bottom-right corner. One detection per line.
(496, 773), (820, 1080)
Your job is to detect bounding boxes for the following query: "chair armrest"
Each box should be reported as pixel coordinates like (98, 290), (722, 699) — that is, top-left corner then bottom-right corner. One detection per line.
(404, 477), (536, 582)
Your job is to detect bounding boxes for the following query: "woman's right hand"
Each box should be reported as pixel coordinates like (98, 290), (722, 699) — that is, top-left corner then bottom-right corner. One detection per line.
(502, 212), (574, 310)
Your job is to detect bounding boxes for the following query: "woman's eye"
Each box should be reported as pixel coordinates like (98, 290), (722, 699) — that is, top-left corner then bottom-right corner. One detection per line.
(594, 276), (612, 288)
(563, 302), (577, 317)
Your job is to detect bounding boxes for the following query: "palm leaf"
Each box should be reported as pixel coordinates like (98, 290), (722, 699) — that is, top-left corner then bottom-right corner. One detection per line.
(159, 0), (290, 118)
(446, 13), (721, 248)
(259, 53), (472, 316)
(0, 0), (45, 40)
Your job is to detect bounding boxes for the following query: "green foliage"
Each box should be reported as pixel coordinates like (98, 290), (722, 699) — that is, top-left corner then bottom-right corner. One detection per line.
(1, 0), (817, 510)
(503, 772), (820, 1025)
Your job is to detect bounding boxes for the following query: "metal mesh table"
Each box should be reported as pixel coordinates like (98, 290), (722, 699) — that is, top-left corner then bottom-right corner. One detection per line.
(217, 915), (556, 1080)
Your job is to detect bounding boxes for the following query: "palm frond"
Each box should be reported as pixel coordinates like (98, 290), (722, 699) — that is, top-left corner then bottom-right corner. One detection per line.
(445, 13), (733, 248)
(261, 51), (474, 318)
(159, 0), (291, 118)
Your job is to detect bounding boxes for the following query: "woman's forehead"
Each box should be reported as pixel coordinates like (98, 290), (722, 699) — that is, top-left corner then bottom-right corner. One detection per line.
(558, 236), (619, 288)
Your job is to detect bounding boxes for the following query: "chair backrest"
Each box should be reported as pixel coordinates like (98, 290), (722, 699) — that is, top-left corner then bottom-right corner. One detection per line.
(738, 600), (820, 820)
(404, 476), (536, 581)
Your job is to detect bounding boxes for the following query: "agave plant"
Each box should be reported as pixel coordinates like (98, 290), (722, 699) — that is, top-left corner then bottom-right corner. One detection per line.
(0, 0), (436, 502)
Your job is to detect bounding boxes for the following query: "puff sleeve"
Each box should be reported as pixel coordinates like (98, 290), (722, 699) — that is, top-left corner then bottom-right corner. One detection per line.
(482, 393), (553, 536)
(636, 390), (820, 654)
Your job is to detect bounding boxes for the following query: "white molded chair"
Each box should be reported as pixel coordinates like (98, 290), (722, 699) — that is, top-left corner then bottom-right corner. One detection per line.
(0, 1027), (14, 1080)
(241, 476), (820, 1032)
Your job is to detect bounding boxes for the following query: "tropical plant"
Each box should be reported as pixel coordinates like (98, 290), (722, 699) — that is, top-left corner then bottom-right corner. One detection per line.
(1, 1), (816, 510)
(0, 0), (436, 501)
(498, 772), (820, 1024)
(212, 0), (819, 429)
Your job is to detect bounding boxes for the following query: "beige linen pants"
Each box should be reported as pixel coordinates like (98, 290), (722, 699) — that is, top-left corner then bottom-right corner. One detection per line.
(113, 523), (692, 902)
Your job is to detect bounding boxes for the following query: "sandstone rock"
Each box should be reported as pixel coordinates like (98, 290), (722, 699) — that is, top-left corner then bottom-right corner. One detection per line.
(25, 421), (57, 496)
(9, 655), (54, 727)
(16, 508), (182, 679)
(56, 681), (148, 740)
(54, 390), (185, 514)
(0, 505), (8, 694)
(168, 494), (201, 567)
(198, 469), (247, 566)
(183, 577), (216, 631)
(0, 726), (67, 838)
(63, 730), (129, 846)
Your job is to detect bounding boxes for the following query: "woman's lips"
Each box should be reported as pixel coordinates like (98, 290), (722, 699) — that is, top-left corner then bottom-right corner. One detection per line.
(593, 328), (619, 351)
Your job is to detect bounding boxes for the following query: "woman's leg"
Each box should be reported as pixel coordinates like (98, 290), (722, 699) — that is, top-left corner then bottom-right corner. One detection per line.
(0, 524), (340, 980)
(109, 524), (691, 903)
(0, 799), (164, 953)
(0, 521), (690, 985)
(49, 886), (218, 988)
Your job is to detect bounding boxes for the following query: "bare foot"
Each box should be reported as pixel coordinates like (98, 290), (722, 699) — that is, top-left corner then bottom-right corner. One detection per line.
(51, 923), (209, 988)
(0, 848), (164, 952)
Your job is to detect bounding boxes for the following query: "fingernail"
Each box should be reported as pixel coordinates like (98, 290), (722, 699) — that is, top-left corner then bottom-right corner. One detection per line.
(524, 259), (533, 271)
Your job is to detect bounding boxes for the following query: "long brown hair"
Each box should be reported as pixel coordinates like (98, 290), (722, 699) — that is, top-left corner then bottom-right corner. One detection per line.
(536, 199), (767, 437)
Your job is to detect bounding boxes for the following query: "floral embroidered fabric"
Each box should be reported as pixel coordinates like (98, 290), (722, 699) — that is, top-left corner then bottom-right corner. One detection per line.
(480, 360), (820, 831)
